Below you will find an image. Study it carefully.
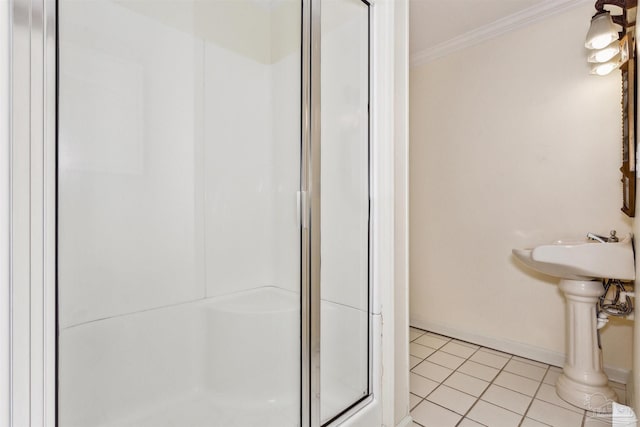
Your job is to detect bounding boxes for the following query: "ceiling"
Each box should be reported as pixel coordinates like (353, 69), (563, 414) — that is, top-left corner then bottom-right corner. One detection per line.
(409, 0), (550, 56)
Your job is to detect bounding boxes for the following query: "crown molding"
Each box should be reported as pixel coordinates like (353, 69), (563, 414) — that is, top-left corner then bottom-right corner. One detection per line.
(411, 0), (592, 67)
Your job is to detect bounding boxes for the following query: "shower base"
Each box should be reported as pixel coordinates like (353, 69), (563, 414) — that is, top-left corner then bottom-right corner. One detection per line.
(100, 390), (297, 427)
(59, 286), (368, 427)
(60, 286), (299, 427)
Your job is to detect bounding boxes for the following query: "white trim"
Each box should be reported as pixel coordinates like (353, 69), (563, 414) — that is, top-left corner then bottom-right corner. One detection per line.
(411, 318), (631, 385)
(370, 1), (396, 427)
(1, 0), (11, 424)
(370, 0), (394, 318)
(395, 415), (413, 427)
(604, 366), (633, 387)
(393, 0), (410, 426)
(410, 0), (592, 67)
(11, 0), (33, 421)
(411, 318), (566, 367)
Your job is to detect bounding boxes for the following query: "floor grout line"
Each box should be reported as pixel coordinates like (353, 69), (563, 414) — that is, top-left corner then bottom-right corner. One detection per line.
(455, 346), (487, 426)
(410, 329), (608, 427)
(466, 347), (525, 425)
(519, 365), (550, 426)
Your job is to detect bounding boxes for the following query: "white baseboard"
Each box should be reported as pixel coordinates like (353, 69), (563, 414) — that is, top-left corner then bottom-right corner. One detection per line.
(605, 366), (633, 386)
(410, 318), (630, 384)
(395, 415), (413, 427)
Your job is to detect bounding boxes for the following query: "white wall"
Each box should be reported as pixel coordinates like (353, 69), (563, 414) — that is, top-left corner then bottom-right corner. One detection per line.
(410, 3), (634, 373)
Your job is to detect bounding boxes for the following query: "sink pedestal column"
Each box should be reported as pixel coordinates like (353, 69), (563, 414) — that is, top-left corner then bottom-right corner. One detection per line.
(556, 279), (617, 412)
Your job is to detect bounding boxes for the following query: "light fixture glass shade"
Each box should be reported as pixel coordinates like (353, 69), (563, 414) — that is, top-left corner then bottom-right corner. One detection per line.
(589, 54), (621, 75)
(587, 40), (621, 63)
(585, 11), (619, 49)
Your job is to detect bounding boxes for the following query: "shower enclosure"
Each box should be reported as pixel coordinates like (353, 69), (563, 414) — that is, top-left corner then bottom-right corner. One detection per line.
(54, 0), (370, 426)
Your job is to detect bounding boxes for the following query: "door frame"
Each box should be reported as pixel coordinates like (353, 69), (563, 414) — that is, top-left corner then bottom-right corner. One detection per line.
(2, 0), (58, 425)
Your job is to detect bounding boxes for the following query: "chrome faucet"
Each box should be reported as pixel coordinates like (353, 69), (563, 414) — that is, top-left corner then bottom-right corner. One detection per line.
(587, 230), (618, 243)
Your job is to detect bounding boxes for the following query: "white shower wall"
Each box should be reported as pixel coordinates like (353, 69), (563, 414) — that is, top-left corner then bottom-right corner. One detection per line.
(203, 44), (297, 297)
(204, 33), (301, 297)
(59, 0), (204, 328)
(58, 1), (302, 424)
(57, 1), (377, 425)
(59, 0), (301, 329)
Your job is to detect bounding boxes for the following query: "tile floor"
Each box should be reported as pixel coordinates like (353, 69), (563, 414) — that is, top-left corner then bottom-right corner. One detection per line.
(409, 327), (627, 427)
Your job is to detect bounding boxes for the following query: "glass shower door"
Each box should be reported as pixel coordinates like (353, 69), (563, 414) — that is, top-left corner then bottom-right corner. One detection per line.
(57, 1), (302, 426)
(320, 0), (370, 423)
(57, 0), (373, 424)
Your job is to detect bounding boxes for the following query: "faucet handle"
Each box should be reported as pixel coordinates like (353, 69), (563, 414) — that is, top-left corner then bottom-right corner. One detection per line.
(586, 230), (619, 243)
(587, 232), (609, 243)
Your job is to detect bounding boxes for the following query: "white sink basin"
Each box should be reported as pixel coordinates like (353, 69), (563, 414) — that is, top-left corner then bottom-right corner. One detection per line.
(512, 234), (635, 281)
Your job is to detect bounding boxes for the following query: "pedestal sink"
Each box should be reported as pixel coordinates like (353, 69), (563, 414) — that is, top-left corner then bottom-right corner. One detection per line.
(513, 233), (634, 412)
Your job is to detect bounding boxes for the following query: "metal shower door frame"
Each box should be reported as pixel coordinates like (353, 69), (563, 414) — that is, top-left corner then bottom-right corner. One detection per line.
(301, 1), (372, 426)
(301, 0), (323, 425)
(4, 0), (58, 424)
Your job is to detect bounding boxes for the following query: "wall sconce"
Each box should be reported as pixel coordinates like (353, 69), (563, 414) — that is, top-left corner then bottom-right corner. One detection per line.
(589, 35), (629, 74)
(585, 0), (638, 217)
(590, 56), (622, 75)
(586, 11), (621, 50)
(585, 0), (636, 75)
(587, 39), (621, 62)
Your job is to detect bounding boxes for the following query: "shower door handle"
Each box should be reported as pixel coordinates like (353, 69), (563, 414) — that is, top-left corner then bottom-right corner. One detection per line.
(297, 191), (309, 230)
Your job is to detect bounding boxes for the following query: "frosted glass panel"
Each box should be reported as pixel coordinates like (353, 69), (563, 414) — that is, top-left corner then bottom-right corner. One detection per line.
(57, 1), (301, 426)
(320, 0), (370, 423)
